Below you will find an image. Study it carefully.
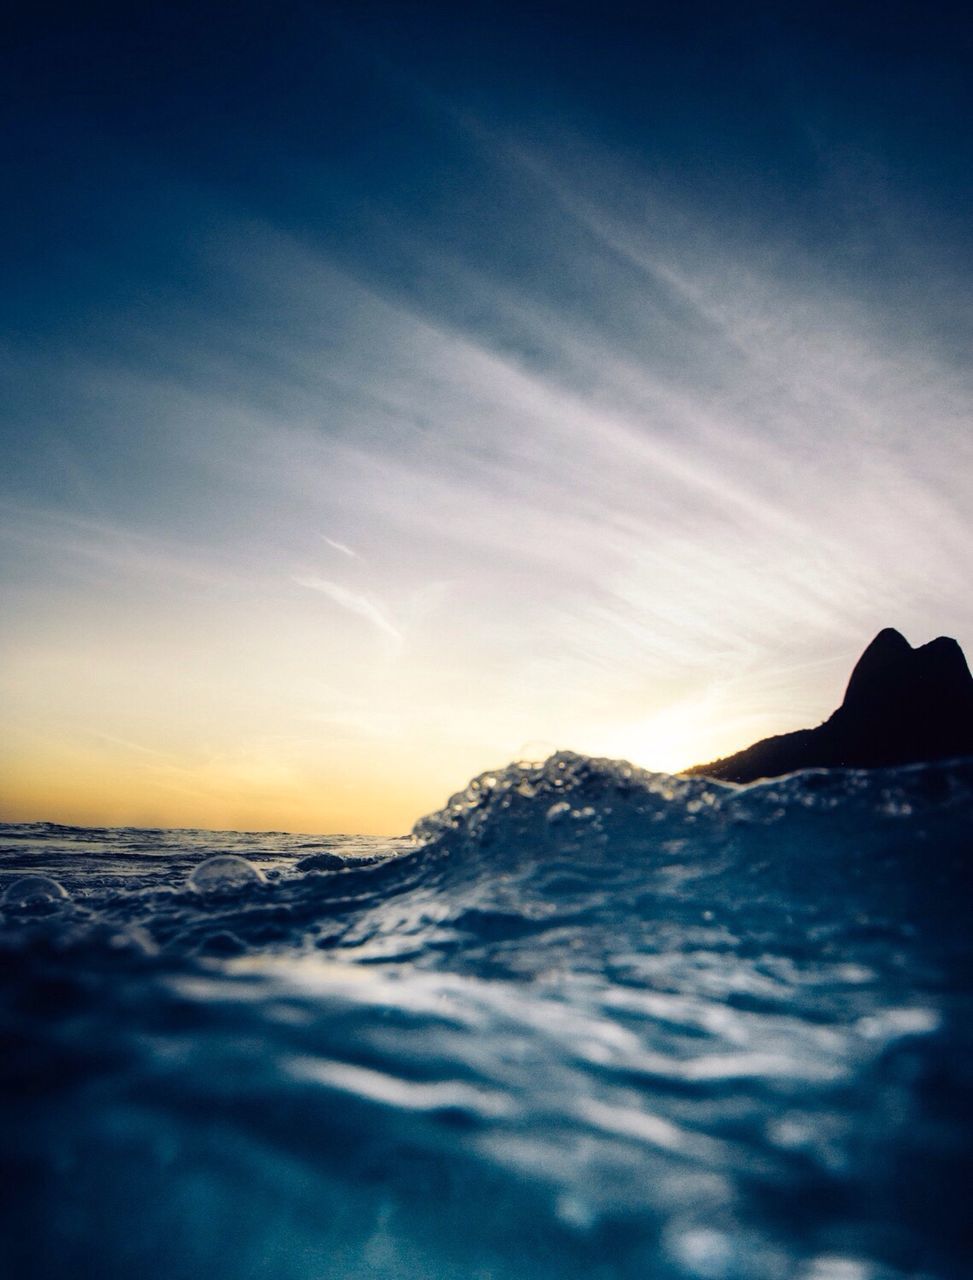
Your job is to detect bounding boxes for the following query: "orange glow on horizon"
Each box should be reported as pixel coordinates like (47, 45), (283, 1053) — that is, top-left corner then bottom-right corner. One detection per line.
(0, 687), (812, 836)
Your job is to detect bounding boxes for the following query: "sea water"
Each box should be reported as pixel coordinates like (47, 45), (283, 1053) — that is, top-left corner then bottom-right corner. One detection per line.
(1, 752), (971, 1280)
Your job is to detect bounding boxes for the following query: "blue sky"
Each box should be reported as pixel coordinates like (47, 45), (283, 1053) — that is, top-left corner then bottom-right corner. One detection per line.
(2, 2), (971, 831)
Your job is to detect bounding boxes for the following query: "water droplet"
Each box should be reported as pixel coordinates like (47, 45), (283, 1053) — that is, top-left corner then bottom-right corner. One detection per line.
(188, 855), (266, 893)
(3, 875), (70, 906)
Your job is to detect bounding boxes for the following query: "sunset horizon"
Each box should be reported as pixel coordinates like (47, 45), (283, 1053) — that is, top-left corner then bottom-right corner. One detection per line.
(3, 8), (972, 1279)
(2, 624), (969, 834)
(4, 7), (971, 835)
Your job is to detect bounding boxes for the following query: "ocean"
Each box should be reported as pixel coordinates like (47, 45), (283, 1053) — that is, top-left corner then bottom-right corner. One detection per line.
(1, 751), (971, 1279)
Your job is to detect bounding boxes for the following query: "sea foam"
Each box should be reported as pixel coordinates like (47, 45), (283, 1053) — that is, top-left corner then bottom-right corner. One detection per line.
(1, 754), (971, 1279)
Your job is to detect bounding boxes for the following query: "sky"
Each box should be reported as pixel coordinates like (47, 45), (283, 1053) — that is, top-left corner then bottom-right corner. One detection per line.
(1, 2), (971, 834)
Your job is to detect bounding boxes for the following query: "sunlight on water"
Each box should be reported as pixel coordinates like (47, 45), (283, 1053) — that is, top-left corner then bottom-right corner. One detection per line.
(0, 754), (971, 1279)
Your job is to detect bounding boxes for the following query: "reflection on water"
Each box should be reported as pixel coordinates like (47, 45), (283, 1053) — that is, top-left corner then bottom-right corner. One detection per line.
(1, 753), (971, 1279)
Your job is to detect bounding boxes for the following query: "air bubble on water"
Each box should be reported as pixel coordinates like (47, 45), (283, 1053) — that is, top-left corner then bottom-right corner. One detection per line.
(188, 855), (266, 893)
(516, 740), (556, 765)
(3, 875), (70, 907)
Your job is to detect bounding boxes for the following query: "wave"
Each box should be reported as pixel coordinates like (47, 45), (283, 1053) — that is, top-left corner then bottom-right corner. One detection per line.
(1, 754), (972, 1279)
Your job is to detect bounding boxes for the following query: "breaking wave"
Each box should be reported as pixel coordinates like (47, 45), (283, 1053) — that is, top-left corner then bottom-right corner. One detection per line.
(2, 753), (972, 1279)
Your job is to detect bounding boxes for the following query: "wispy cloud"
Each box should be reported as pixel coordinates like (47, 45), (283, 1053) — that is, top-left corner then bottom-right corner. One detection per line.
(3, 109), (971, 828)
(293, 575), (402, 643)
(0, 498), (242, 589)
(322, 535), (358, 558)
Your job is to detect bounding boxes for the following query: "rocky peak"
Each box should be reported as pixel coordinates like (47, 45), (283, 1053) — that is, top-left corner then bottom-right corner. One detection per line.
(688, 629), (973, 783)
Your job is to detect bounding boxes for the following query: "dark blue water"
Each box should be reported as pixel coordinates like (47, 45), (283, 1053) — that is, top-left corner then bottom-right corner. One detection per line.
(2, 752), (971, 1279)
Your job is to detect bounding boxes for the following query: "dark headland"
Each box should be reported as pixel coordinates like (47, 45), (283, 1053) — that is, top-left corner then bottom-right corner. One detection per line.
(686, 628), (973, 783)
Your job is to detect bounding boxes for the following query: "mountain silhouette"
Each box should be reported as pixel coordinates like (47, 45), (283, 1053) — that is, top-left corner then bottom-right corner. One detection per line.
(687, 628), (973, 783)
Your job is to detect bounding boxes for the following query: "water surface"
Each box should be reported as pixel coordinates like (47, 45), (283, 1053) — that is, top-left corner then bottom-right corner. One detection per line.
(2, 753), (971, 1279)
